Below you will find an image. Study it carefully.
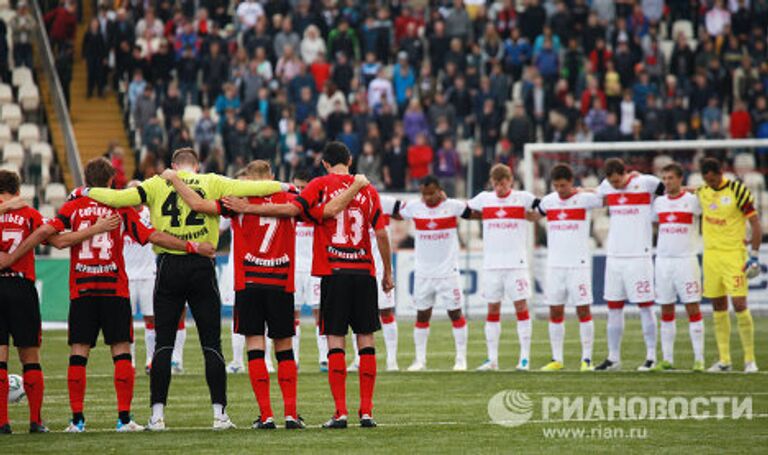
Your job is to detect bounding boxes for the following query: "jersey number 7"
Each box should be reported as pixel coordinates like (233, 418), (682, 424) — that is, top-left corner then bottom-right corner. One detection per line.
(161, 191), (205, 227)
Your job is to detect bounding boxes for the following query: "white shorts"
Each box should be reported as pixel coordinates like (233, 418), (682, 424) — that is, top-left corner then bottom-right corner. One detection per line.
(655, 256), (702, 305)
(413, 275), (463, 311)
(376, 274), (396, 310)
(220, 263), (235, 306)
(295, 271), (321, 308)
(545, 267), (592, 307)
(604, 256), (655, 303)
(481, 268), (531, 303)
(129, 278), (154, 317)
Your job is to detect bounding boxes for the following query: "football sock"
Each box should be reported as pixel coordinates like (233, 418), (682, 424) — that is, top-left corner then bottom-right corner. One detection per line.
(451, 317), (468, 361)
(548, 316), (565, 363)
(689, 313), (705, 363)
(484, 313), (501, 364)
(327, 349), (348, 417)
(113, 353), (134, 424)
(212, 403), (225, 420)
(145, 322), (156, 367)
(736, 309), (755, 364)
(639, 304), (658, 362)
(660, 312), (676, 364)
(358, 347), (376, 416)
(276, 350), (297, 418)
(380, 314), (398, 364)
(578, 313), (594, 361)
(316, 325), (328, 363)
(713, 310), (731, 365)
(231, 332), (245, 366)
(247, 350), (273, 420)
(172, 325), (186, 368)
(413, 321), (430, 364)
(292, 321), (301, 365)
(606, 302), (625, 362)
(516, 310), (531, 361)
(0, 362), (8, 426)
(22, 363), (44, 425)
(67, 355), (87, 422)
(151, 403), (164, 422)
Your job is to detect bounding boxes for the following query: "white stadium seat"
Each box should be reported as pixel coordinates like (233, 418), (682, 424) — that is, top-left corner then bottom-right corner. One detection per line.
(0, 83), (12, 105)
(1, 103), (22, 130)
(11, 67), (33, 88)
(0, 123), (11, 148)
(44, 182), (67, 207)
(38, 203), (56, 220)
(19, 183), (35, 203)
(17, 123), (40, 149)
(30, 141), (53, 167)
(672, 20), (694, 40)
(687, 172), (703, 188)
(0, 161), (19, 175)
(2, 142), (24, 168)
(183, 105), (203, 132)
(18, 84), (40, 112)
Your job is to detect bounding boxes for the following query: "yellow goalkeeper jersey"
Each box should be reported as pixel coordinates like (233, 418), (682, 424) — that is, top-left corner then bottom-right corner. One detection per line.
(89, 171), (282, 254)
(696, 178), (757, 252)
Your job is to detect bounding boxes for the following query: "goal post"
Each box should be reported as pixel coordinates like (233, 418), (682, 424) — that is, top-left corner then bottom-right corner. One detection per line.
(520, 138), (768, 307)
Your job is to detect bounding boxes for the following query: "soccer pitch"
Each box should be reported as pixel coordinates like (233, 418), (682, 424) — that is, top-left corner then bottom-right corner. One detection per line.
(4, 317), (767, 453)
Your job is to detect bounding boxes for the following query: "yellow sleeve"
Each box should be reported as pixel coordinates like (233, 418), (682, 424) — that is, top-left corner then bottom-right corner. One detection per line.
(88, 187), (142, 207)
(209, 174), (282, 199)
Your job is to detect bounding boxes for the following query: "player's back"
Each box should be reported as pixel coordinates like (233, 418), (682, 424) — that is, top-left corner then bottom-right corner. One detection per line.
(225, 192), (297, 291)
(0, 206), (44, 281)
(54, 197), (142, 300)
(298, 173), (383, 277)
(598, 174), (660, 257)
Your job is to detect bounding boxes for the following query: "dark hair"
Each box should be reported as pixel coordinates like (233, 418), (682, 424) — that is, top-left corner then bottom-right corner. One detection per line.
(604, 158), (626, 177)
(420, 175), (441, 188)
(84, 157), (116, 187)
(700, 157), (721, 175)
(172, 147), (199, 166)
(0, 170), (20, 195)
(322, 141), (351, 167)
(551, 163), (574, 181)
(292, 168), (312, 183)
(661, 163), (684, 177)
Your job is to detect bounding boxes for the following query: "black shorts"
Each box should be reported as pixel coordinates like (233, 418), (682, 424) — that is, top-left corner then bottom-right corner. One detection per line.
(234, 287), (295, 339)
(0, 277), (41, 347)
(68, 296), (133, 347)
(319, 274), (380, 336)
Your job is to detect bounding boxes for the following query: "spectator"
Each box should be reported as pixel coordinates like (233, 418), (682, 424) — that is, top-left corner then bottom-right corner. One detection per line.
(407, 133), (433, 189)
(133, 84), (157, 134)
(225, 117), (251, 168)
(276, 45), (302, 86)
(428, 20), (450, 76)
(309, 51), (331, 93)
(619, 90), (636, 136)
(503, 27), (531, 81)
(202, 41), (229, 105)
(44, 0), (77, 51)
(82, 18), (108, 98)
(519, 0), (546, 42)
(534, 37), (559, 86)
(445, 0), (473, 42)
(10, 2), (34, 69)
(203, 146), (227, 175)
(236, 0), (265, 31)
(300, 24), (325, 64)
(400, 22), (424, 70)
(161, 84), (186, 131)
(434, 137), (462, 197)
(729, 100), (752, 139)
(317, 81), (347, 122)
(357, 141), (383, 188)
(327, 18), (360, 61)
(194, 107), (216, 161)
(585, 97), (609, 134)
(705, 0), (731, 37)
(135, 7), (164, 38)
(403, 99), (429, 145)
(177, 45), (199, 104)
(702, 97), (723, 135)
(367, 67), (395, 113)
(383, 133), (408, 190)
(392, 52), (415, 111)
(141, 115), (164, 156)
(274, 16), (300, 60)
(337, 119), (360, 159)
(251, 125), (278, 165)
(214, 83), (241, 128)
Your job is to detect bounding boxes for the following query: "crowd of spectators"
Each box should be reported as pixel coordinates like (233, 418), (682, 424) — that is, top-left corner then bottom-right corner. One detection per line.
(68, 0), (768, 196)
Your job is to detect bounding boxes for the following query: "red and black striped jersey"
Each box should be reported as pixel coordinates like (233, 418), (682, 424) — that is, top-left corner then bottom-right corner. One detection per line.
(0, 206), (44, 281)
(48, 197), (154, 299)
(291, 174), (385, 277)
(218, 192), (296, 292)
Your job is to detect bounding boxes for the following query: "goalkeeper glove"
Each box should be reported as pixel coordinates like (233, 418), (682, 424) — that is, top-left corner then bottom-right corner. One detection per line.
(744, 253), (761, 280)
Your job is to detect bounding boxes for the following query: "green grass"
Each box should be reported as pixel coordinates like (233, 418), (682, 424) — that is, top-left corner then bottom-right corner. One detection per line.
(3, 316), (768, 453)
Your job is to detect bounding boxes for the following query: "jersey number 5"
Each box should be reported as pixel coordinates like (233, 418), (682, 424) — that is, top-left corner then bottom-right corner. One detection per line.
(161, 191), (205, 227)
(331, 208), (364, 246)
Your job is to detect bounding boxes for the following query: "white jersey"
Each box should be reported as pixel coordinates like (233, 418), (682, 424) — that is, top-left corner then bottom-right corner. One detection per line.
(400, 198), (468, 278)
(597, 174), (661, 258)
(295, 220), (314, 273)
(653, 192), (701, 258)
(123, 206), (156, 280)
(219, 217), (235, 305)
(468, 190), (536, 269)
(539, 191), (603, 268)
(370, 195), (399, 277)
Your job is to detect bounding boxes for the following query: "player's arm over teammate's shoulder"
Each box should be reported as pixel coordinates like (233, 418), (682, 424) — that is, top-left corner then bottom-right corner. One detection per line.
(0, 195), (27, 213)
(161, 169), (219, 215)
